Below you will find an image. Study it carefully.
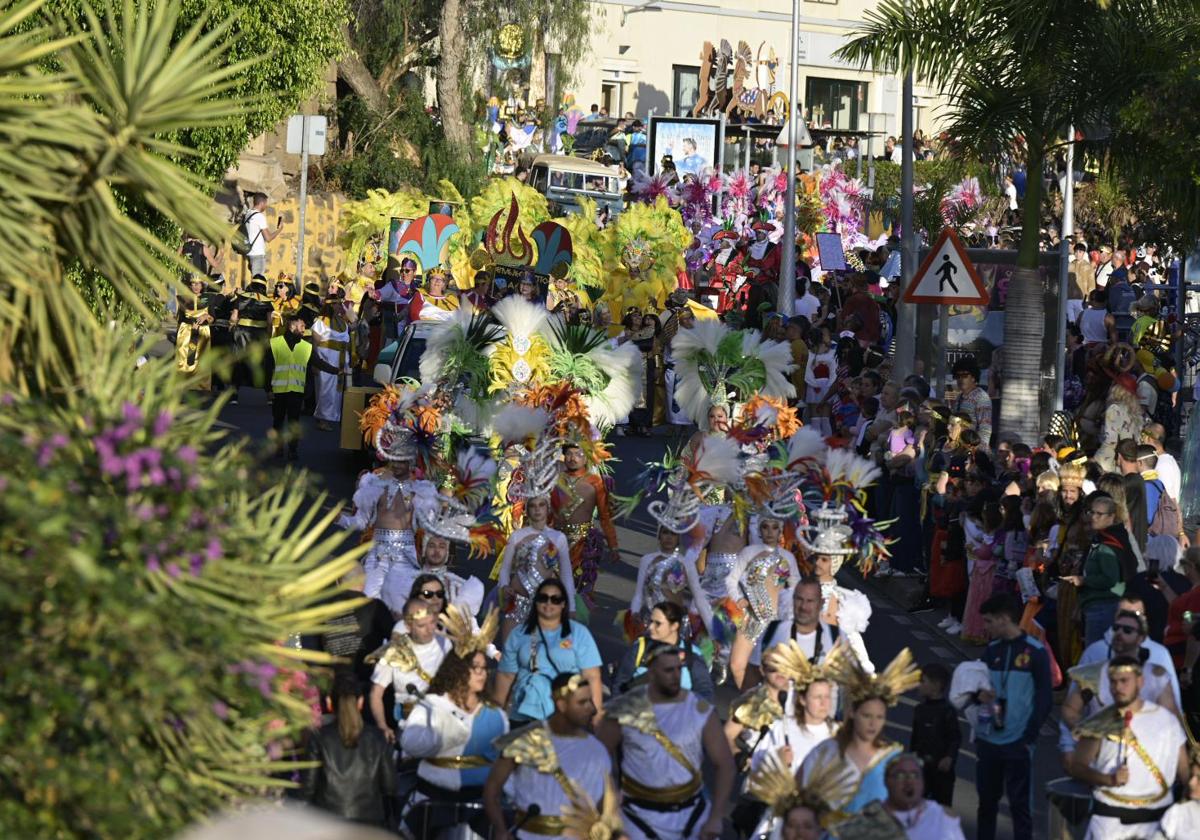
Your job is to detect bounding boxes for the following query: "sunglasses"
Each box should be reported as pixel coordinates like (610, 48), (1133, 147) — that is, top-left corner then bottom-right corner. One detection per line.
(419, 589), (446, 599)
(1111, 623), (1140, 636)
(535, 593), (566, 605)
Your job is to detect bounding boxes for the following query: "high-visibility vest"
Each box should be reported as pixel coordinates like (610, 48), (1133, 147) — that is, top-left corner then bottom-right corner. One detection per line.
(270, 336), (312, 393)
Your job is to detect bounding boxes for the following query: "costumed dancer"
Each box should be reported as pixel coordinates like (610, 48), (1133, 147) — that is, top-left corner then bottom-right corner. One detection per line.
(799, 648), (921, 814)
(726, 639), (847, 838)
(382, 450), (496, 616)
(723, 485), (803, 692)
(340, 385), (440, 600)
(1069, 654), (1188, 840)
(597, 640), (735, 840)
(745, 749), (857, 840)
(270, 276), (300, 337)
(175, 275), (213, 389)
(497, 432), (574, 640)
(400, 605), (508, 839)
(230, 273), (274, 402)
(802, 504), (876, 674)
(622, 433), (741, 642)
(552, 436), (619, 612)
(484, 673), (613, 840)
(759, 639), (847, 773)
(366, 596), (451, 741)
(670, 318), (796, 670)
(311, 292), (352, 430)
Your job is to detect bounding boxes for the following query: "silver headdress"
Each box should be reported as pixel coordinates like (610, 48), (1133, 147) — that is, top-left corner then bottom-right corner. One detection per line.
(646, 435), (741, 533)
(417, 495), (476, 543)
(799, 503), (857, 574)
(508, 434), (562, 500)
(647, 483), (703, 534)
(375, 422), (417, 462)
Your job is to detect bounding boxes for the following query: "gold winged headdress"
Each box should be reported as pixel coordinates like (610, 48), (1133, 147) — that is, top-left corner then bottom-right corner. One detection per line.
(824, 647), (922, 707)
(441, 603), (499, 658)
(765, 637), (854, 693)
(747, 750), (857, 825)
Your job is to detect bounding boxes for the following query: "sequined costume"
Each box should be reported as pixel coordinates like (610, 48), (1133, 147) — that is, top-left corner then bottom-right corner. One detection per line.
(497, 525), (574, 625)
(627, 548), (711, 641)
(338, 470), (438, 599)
(552, 471), (618, 602)
(724, 544), (801, 643)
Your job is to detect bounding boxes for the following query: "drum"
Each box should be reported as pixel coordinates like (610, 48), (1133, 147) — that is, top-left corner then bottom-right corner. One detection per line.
(403, 783), (488, 840)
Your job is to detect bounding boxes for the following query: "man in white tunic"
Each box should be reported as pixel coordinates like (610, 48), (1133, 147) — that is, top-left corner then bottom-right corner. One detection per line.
(366, 599), (450, 741)
(881, 752), (966, 840)
(483, 672), (613, 840)
(310, 295), (352, 429)
(597, 641), (734, 840)
(1070, 655), (1189, 839)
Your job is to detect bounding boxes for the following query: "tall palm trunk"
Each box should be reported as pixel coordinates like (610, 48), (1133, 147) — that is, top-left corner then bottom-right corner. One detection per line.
(998, 142), (1047, 444)
(436, 0), (472, 154)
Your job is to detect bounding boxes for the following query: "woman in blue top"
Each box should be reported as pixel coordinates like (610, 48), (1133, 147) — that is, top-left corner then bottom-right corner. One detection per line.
(492, 577), (604, 724)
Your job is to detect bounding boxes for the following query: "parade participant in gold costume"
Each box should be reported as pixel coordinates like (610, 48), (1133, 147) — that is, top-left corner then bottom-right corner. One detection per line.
(175, 275), (213, 389)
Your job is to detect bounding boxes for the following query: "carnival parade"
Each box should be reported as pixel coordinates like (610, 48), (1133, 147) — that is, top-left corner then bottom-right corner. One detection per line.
(7, 1), (1200, 840)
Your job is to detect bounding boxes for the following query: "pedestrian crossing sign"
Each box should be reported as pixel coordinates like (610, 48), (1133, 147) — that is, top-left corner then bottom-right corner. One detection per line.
(901, 227), (989, 305)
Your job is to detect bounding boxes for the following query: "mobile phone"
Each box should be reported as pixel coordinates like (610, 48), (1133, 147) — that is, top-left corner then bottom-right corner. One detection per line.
(1185, 611), (1195, 623)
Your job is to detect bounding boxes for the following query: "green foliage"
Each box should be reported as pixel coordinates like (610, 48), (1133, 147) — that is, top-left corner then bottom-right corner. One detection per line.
(0, 2), (365, 835)
(835, 0), (1196, 266)
(41, 0), (348, 183)
(1106, 47), (1200, 241)
(320, 92), (486, 199)
(0, 337), (365, 838)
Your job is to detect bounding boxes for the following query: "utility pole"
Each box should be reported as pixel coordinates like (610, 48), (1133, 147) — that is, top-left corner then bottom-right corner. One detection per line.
(778, 0), (801, 316)
(295, 114), (310, 282)
(891, 70), (916, 380)
(1054, 126), (1075, 410)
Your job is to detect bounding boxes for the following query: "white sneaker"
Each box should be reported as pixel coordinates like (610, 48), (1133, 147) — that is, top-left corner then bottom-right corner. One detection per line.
(945, 621), (963, 634)
(937, 616), (955, 629)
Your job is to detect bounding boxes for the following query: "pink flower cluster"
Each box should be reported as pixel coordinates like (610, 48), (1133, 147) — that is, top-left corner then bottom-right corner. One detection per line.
(940, 176), (983, 227)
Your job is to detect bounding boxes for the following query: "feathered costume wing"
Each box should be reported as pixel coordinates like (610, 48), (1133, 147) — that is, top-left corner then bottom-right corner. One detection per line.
(418, 305), (505, 427)
(544, 318), (643, 430)
(488, 296), (552, 393)
(671, 321), (795, 427)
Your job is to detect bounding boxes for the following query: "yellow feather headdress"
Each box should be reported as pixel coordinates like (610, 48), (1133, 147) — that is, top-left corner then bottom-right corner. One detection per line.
(824, 647), (922, 707)
(440, 603), (499, 658)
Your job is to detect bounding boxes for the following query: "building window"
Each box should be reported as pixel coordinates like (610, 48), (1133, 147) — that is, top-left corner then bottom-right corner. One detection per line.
(673, 65), (700, 116)
(805, 77), (867, 131)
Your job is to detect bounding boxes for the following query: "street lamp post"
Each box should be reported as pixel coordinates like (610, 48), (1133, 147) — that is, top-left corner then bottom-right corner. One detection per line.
(779, 0), (801, 316)
(891, 70), (917, 382)
(1054, 126), (1075, 410)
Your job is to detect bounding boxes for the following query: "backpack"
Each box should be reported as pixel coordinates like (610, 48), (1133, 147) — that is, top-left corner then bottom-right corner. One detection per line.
(230, 209), (262, 257)
(1148, 479), (1182, 539)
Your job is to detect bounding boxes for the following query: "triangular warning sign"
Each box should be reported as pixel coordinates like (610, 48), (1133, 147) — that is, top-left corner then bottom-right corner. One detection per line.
(902, 228), (989, 305)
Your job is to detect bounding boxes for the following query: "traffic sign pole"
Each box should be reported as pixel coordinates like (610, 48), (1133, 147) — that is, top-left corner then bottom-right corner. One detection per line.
(295, 114), (309, 282)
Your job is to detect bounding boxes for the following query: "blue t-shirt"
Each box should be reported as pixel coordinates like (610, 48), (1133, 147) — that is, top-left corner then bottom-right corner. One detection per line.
(500, 620), (602, 721)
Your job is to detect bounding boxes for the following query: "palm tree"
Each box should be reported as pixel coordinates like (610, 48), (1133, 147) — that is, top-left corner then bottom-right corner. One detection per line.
(0, 2), (365, 836)
(835, 0), (1195, 442)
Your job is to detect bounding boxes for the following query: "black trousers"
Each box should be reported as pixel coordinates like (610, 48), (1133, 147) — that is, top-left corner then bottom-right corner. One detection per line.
(272, 391), (303, 455)
(923, 765), (956, 806)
